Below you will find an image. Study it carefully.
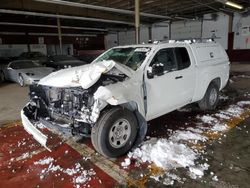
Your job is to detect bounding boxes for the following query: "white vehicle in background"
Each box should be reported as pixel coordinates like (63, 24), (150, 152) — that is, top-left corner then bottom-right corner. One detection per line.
(21, 40), (230, 158)
(2, 60), (54, 86)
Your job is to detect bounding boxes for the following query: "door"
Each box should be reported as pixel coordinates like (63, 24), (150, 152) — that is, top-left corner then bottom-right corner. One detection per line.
(145, 47), (195, 121)
(173, 47), (196, 104)
(5, 62), (18, 82)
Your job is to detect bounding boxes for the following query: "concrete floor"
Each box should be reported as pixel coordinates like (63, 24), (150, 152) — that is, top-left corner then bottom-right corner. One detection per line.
(0, 83), (28, 125)
(0, 63), (249, 188)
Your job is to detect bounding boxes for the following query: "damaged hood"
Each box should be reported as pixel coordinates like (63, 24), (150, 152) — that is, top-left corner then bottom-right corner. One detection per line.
(38, 60), (131, 89)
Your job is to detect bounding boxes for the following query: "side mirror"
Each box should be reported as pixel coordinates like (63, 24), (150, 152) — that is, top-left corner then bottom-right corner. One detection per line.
(7, 67), (13, 70)
(147, 64), (164, 79)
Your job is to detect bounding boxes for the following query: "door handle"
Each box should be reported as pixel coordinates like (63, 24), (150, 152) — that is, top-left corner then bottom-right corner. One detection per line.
(175, 76), (183, 79)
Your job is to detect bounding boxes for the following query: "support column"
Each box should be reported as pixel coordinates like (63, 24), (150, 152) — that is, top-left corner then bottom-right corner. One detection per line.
(200, 18), (203, 39)
(26, 32), (30, 52)
(148, 26), (152, 42)
(169, 21), (172, 40)
(57, 17), (63, 55)
(117, 31), (120, 46)
(135, 0), (140, 44)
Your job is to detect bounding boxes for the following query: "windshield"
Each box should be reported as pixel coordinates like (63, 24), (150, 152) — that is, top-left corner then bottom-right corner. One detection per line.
(95, 47), (151, 70)
(20, 52), (45, 58)
(52, 55), (79, 62)
(10, 61), (43, 69)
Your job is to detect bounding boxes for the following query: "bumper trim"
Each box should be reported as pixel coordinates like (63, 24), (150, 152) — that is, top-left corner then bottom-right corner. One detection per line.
(21, 110), (51, 152)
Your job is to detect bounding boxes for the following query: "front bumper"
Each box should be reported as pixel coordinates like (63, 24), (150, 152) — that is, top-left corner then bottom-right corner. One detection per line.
(21, 100), (89, 150)
(21, 108), (50, 151)
(24, 76), (40, 85)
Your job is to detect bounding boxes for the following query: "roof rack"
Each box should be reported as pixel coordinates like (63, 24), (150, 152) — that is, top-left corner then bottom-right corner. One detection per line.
(149, 37), (221, 44)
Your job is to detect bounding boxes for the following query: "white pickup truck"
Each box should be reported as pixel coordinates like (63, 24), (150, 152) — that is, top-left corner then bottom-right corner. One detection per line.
(21, 40), (230, 158)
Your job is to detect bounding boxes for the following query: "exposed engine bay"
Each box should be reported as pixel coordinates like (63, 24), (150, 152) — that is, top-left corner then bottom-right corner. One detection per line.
(24, 72), (127, 136)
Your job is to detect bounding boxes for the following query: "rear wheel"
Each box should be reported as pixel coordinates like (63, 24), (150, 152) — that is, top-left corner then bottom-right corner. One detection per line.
(198, 82), (219, 110)
(91, 107), (138, 158)
(18, 75), (25, 87)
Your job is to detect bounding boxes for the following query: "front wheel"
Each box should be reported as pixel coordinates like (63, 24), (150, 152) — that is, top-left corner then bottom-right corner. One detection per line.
(18, 75), (25, 87)
(198, 82), (219, 110)
(91, 107), (138, 158)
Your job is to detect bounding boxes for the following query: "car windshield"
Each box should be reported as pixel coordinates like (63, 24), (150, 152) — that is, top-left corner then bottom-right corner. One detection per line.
(95, 47), (151, 70)
(10, 61), (43, 69)
(52, 55), (79, 62)
(20, 52), (45, 58)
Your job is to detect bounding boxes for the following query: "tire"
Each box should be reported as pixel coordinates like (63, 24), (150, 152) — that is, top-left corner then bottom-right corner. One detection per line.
(18, 75), (25, 87)
(198, 82), (219, 110)
(91, 107), (138, 158)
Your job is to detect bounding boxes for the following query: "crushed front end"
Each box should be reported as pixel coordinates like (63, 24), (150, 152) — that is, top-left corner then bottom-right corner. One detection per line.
(21, 70), (127, 149)
(21, 84), (103, 149)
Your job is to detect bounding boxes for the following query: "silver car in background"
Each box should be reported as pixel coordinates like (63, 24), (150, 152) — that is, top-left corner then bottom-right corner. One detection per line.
(3, 60), (54, 86)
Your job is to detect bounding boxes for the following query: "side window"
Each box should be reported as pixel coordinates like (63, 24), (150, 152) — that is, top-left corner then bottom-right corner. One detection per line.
(175, 47), (191, 70)
(150, 48), (177, 72)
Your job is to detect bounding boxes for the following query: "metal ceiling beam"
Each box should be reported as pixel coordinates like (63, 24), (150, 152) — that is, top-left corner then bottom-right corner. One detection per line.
(0, 22), (107, 31)
(34, 0), (172, 19)
(171, 2), (217, 14)
(191, 0), (221, 12)
(0, 9), (134, 25)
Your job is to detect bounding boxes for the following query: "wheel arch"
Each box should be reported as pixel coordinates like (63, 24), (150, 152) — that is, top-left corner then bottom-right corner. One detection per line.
(120, 101), (147, 148)
(198, 77), (221, 101)
(99, 101), (147, 148)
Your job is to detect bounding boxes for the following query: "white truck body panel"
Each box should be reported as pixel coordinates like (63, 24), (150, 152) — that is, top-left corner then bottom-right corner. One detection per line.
(35, 41), (230, 122)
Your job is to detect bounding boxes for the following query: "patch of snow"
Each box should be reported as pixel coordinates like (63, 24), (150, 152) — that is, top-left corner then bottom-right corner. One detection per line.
(34, 157), (54, 165)
(35, 158), (96, 188)
(121, 158), (131, 168)
(214, 113), (231, 120)
(212, 175), (218, 181)
(198, 115), (218, 124)
(237, 101), (250, 106)
(74, 169), (96, 188)
(170, 130), (207, 142)
(211, 123), (228, 132)
(19, 152), (30, 160)
(189, 163), (209, 179)
(128, 138), (197, 169)
(226, 105), (244, 116)
(219, 95), (229, 100)
(186, 127), (204, 134)
(189, 167), (204, 177)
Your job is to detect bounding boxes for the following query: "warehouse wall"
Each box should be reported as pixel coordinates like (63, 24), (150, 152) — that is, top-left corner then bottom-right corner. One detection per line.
(106, 12), (229, 49)
(0, 34), (105, 57)
(0, 44), (28, 57)
(105, 23), (170, 49)
(105, 33), (117, 49)
(233, 13), (250, 49)
(152, 22), (169, 41)
(202, 13), (229, 49)
(171, 20), (202, 40)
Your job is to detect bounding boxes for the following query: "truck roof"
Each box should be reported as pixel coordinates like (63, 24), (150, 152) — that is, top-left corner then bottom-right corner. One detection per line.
(113, 39), (219, 49)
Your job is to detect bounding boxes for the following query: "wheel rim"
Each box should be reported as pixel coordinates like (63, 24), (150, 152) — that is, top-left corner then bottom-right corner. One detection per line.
(209, 88), (217, 106)
(108, 118), (131, 149)
(19, 76), (24, 86)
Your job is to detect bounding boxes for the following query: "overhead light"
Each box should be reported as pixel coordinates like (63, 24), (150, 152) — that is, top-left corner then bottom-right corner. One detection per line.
(225, 1), (243, 9)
